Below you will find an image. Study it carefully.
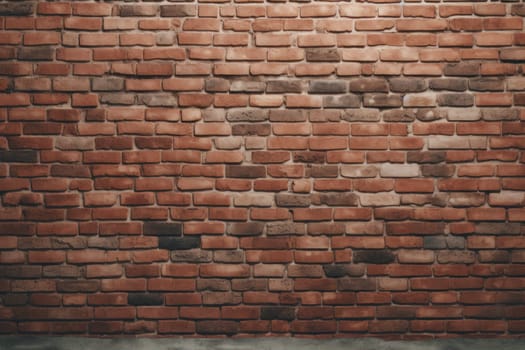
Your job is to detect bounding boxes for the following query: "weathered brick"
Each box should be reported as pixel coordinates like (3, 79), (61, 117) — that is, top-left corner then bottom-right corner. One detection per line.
(389, 78), (427, 93)
(323, 94), (360, 108)
(160, 5), (196, 17)
(227, 109), (268, 122)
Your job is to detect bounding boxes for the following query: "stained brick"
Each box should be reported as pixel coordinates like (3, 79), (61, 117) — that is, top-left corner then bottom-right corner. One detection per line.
(143, 222), (182, 236)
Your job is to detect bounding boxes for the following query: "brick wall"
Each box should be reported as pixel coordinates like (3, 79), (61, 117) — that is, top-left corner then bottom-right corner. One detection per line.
(0, 0), (525, 338)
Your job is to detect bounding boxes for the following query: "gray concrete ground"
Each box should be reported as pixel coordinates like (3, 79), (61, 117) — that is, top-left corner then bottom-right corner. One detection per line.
(1, 336), (525, 350)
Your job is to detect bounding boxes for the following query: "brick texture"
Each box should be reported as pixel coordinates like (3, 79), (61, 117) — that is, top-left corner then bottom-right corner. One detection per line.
(0, 0), (524, 338)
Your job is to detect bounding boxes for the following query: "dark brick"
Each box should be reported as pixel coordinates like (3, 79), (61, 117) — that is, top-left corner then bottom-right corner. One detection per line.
(171, 249), (212, 263)
(515, 94), (525, 106)
(143, 222), (182, 236)
(227, 222), (265, 236)
(376, 306), (417, 319)
(213, 251), (244, 264)
(275, 194), (311, 207)
(0, 150), (37, 163)
(2, 294), (28, 306)
(349, 78), (388, 93)
(305, 48), (341, 62)
(469, 78), (505, 92)
(232, 124), (271, 136)
(227, 109), (268, 122)
(269, 110), (306, 122)
(2, 266), (41, 278)
(309, 80), (347, 94)
(92, 78), (125, 92)
(0, 222), (36, 236)
(323, 94), (361, 108)
(267, 80), (304, 93)
(100, 94), (135, 105)
(475, 223), (521, 235)
(421, 165), (455, 177)
(446, 236), (465, 249)
(128, 293), (164, 306)
(232, 279), (266, 291)
(197, 321), (239, 335)
(363, 94), (402, 108)
(512, 4), (525, 16)
(261, 307), (295, 320)
(313, 193), (359, 206)
(226, 165), (266, 178)
(437, 93), (474, 107)
(205, 78), (230, 92)
(56, 280), (99, 293)
(353, 250), (395, 264)
(310, 165), (338, 178)
(293, 152), (326, 164)
(444, 63), (480, 77)
(389, 78), (427, 93)
(407, 152), (446, 164)
(197, 279), (230, 291)
(423, 236), (447, 249)
(159, 237), (200, 250)
(323, 265), (347, 278)
(160, 5), (196, 17)
(18, 47), (55, 61)
(338, 278), (377, 291)
(429, 78), (467, 91)
(120, 5), (157, 17)
(0, 2), (34, 16)
(50, 165), (91, 178)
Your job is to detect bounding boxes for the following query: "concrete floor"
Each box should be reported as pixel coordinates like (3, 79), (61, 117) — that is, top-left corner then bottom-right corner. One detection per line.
(1, 336), (525, 350)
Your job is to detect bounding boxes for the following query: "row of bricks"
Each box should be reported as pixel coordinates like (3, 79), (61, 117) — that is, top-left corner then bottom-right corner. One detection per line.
(1, 137), (524, 151)
(5, 76), (525, 93)
(2, 304), (525, 321)
(1, 108), (522, 123)
(3, 92), (525, 109)
(25, 2), (525, 18)
(2, 189), (524, 207)
(3, 47), (525, 64)
(1, 176), (524, 191)
(0, 220), (521, 236)
(2, 247), (525, 265)
(3, 29), (525, 47)
(1, 122), (523, 136)
(2, 206), (525, 221)
(2, 274), (525, 291)
(3, 319), (525, 335)
(3, 64), (525, 82)
(0, 20), (523, 37)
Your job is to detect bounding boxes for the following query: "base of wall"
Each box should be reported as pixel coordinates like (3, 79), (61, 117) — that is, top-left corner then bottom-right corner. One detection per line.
(1, 336), (524, 350)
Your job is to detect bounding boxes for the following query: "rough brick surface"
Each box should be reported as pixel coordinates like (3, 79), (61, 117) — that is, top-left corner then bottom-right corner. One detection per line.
(0, 0), (524, 339)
